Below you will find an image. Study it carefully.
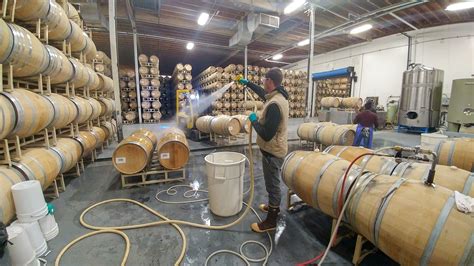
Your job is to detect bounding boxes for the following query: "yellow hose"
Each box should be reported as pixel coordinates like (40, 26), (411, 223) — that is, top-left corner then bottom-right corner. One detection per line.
(55, 128), (256, 265)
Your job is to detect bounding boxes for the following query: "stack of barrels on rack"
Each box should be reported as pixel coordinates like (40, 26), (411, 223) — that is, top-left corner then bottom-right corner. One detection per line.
(283, 69), (308, 118)
(297, 122), (357, 146)
(112, 128), (189, 174)
(320, 96), (363, 110)
(138, 54), (162, 123)
(315, 77), (353, 110)
(119, 68), (138, 123)
(195, 115), (251, 136)
(282, 149), (473, 265)
(0, 1), (117, 224)
(172, 63), (193, 91)
(93, 51), (112, 77)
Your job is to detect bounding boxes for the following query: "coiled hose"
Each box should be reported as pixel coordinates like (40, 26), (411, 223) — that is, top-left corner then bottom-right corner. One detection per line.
(55, 127), (267, 265)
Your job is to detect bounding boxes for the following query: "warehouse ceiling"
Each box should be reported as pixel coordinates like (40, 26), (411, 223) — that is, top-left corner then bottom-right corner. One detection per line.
(83, 0), (474, 75)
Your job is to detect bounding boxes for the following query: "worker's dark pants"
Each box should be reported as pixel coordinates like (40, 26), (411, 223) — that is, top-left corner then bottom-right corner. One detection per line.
(261, 151), (284, 207)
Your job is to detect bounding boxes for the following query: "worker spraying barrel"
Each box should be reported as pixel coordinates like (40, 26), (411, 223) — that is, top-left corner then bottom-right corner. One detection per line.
(237, 68), (289, 233)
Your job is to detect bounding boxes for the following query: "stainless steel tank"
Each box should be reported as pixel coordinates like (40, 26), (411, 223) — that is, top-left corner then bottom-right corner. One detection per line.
(398, 64), (444, 129)
(447, 78), (474, 132)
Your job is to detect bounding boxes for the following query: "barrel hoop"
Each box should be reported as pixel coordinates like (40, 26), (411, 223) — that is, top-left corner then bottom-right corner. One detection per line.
(281, 151), (297, 186)
(44, 95), (60, 126)
(372, 177), (408, 246)
(332, 167), (363, 218)
(311, 158), (339, 210)
(380, 158), (398, 175)
(333, 128), (346, 145)
(335, 146), (351, 158)
(72, 137), (85, 157)
(447, 141), (456, 166)
(459, 233), (474, 266)
(322, 145), (335, 153)
(0, 24), (15, 63)
(1, 91), (23, 134)
(463, 173), (474, 195)
(393, 162), (413, 177)
(28, 156), (49, 185)
(288, 152), (311, 190)
(50, 147), (67, 172)
(0, 102), (6, 134)
(11, 162), (38, 184)
(346, 173), (379, 227)
(420, 193), (455, 266)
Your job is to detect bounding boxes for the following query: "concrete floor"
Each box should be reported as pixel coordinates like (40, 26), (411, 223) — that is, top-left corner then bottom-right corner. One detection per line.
(1, 122), (420, 265)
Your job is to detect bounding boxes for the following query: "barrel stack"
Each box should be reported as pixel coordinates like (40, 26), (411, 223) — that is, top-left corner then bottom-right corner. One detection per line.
(138, 54), (162, 123)
(0, 1), (117, 224)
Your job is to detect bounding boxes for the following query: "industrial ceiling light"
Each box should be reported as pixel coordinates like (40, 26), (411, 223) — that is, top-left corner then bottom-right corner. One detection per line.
(445, 1), (474, 11)
(349, 23), (373, 35)
(197, 12), (210, 25)
(186, 42), (195, 50)
(272, 54), (283, 60)
(284, 0), (306, 15)
(297, 39), (310, 46)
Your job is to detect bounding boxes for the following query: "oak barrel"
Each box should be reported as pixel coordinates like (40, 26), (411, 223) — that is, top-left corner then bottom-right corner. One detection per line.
(210, 116), (241, 136)
(12, 148), (62, 190)
(74, 131), (97, 157)
(70, 96), (93, 123)
(340, 97), (363, 109)
(69, 58), (90, 88)
(232, 115), (251, 133)
(67, 21), (87, 53)
(435, 138), (474, 171)
(320, 97), (341, 108)
(138, 54), (148, 63)
(91, 127), (106, 148)
(45, 1), (72, 41)
(113, 129), (157, 174)
(99, 98), (114, 117)
(100, 121), (114, 140)
(0, 93), (16, 139)
(125, 111), (137, 122)
(316, 125), (355, 146)
(283, 151), (473, 265)
(66, 3), (81, 25)
(87, 97), (102, 120)
(2, 89), (54, 138)
(152, 112), (162, 121)
(98, 73), (114, 93)
(86, 67), (101, 91)
(44, 93), (78, 129)
(50, 138), (82, 173)
(297, 122), (335, 142)
(156, 128), (189, 170)
(195, 116), (215, 134)
(44, 45), (74, 84)
(8, 0), (49, 21)
(0, 166), (25, 223)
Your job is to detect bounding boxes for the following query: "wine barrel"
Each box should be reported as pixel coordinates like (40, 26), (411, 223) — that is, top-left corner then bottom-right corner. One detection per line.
(340, 97), (363, 109)
(67, 21), (87, 54)
(83, 35), (97, 60)
(90, 127), (106, 148)
(44, 45), (74, 84)
(139, 67), (149, 74)
(98, 98), (114, 117)
(152, 112), (162, 121)
(74, 131), (97, 157)
(184, 64), (192, 72)
(142, 101), (151, 109)
(86, 67), (101, 91)
(128, 91), (137, 99)
(152, 101), (161, 109)
(87, 98), (102, 120)
(8, 0), (49, 21)
(97, 73), (113, 92)
(141, 90), (150, 98)
(316, 125), (355, 146)
(70, 96), (93, 123)
(69, 58), (90, 88)
(151, 79), (160, 87)
(66, 3), (81, 25)
(12, 148), (62, 190)
(125, 111), (137, 122)
(0, 166), (25, 223)
(140, 78), (150, 87)
(224, 64), (236, 73)
(50, 138), (82, 173)
(210, 116), (241, 136)
(2, 23), (50, 77)
(150, 55), (159, 65)
(95, 51), (111, 64)
(45, 1), (72, 41)
(156, 128), (189, 170)
(138, 54), (148, 63)
(142, 112), (152, 120)
(435, 138), (474, 171)
(126, 70), (135, 78)
(150, 67), (159, 75)
(113, 129), (157, 174)
(100, 122), (114, 140)
(297, 122), (335, 141)
(195, 116), (214, 134)
(0, 93), (16, 139)
(326, 145), (474, 197)
(283, 151), (473, 265)
(232, 115), (251, 134)
(1, 89), (54, 138)
(44, 93), (78, 129)
(320, 97), (341, 108)
(151, 90), (160, 98)
(243, 101), (264, 110)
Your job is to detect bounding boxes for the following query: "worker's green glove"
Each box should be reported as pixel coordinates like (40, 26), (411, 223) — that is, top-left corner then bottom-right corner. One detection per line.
(238, 78), (249, 85)
(249, 112), (257, 122)
(47, 203), (55, 215)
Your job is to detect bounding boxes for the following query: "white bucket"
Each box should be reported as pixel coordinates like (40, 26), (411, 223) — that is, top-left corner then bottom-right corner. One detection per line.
(205, 152), (247, 217)
(12, 220), (48, 257)
(39, 214), (59, 241)
(421, 133), (448, 151)
(6, 224), (37, 266)
(11, 180), (48, 222)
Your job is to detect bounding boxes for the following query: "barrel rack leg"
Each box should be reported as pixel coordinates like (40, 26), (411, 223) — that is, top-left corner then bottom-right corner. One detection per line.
(330, 219), (354, 247)
(352, 234), (377, 265)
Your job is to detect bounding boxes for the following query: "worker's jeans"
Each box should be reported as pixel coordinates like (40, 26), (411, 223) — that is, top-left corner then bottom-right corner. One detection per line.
(261, 151), (284, 207)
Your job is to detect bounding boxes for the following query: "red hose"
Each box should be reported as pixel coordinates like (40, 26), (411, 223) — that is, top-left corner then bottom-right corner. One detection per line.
(296, 252), (323, 266)
(338, 153), (375, 214)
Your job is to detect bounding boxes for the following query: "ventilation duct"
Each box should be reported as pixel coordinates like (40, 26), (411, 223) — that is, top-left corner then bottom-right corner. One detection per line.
(229, 13), (280, 48)
(70, 1), (108, 30)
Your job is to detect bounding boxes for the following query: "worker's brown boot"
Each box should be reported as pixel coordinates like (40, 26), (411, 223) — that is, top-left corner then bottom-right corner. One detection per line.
(258, 204), (282, 214)
(251, 206), (280, 233)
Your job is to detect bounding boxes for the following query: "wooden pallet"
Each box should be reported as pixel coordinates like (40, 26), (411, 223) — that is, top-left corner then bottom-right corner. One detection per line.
(121, 167), (185, 188)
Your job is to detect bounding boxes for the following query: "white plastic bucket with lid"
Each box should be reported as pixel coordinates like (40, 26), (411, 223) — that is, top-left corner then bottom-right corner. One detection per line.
(6, 224), (38, 266)
(39, 214), (59, 241)
(421, 133), (447, 151)
(205, 152), (247, 217)
(11, 180), (48, 222)
(12, 220), (48, 257)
